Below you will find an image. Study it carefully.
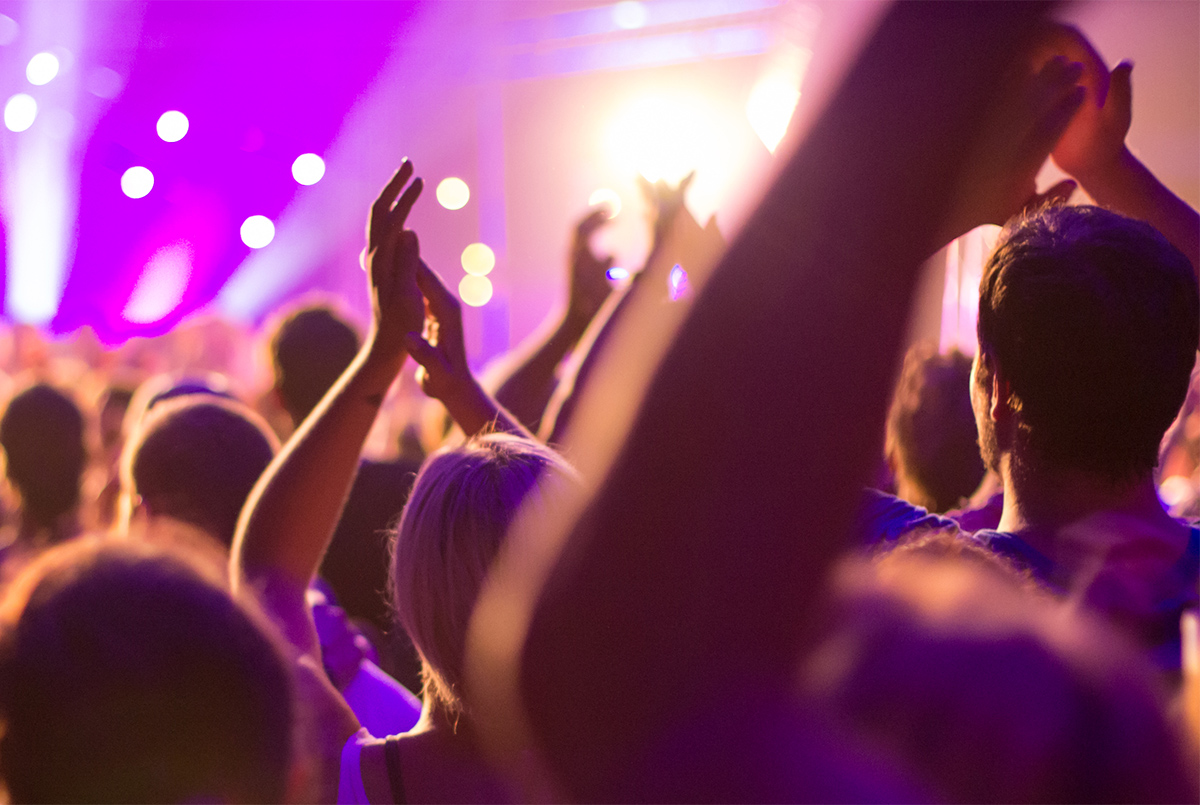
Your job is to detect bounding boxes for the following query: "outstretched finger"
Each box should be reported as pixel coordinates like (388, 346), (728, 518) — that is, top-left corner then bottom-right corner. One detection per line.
(415, 261), (461, 325)
(1105, 61), (1133, 122)
(576, 209), (610, 244)
(389, 176), (424, 230)
(370, 161), (414, 249)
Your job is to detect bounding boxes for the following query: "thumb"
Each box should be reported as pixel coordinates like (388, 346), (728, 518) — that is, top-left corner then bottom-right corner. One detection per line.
(1107, 61), (1133, 116)
(402, 332), (437, 366)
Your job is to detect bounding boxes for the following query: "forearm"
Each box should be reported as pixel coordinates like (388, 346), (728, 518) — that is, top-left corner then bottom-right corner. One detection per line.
(444, 375), (532, 439)
(232, 338), (402, 617)
(1077, 147), (1200, 273)
(490, 309), (588, 432)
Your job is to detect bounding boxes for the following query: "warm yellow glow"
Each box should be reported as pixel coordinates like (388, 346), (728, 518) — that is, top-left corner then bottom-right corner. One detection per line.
(437, 177), (470, 210)
(461, 242), (495, 276)
(745, 74), (800, 154)
(588, 188), (622, 219)
(458, 274), (493, 307)
(607, 94), (717, 183)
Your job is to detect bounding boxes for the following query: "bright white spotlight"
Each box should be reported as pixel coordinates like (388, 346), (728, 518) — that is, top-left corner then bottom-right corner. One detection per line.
(437, 177), (470, 210)
(121, 166), (154, 199)
(291, 153), (325, 185)
(746, 74), (800, 154)
(241, 215), (275, 249)
(459, 275), (493, 307)
(124, 241), (194, 324)
(157, 110), (189, 142)
(4, 94), (37, 132)
(461, 243), (495, 276)
(606, 266), (630, 282)
(0, 14), (18, 46)
(588, 188), (622, 219)
(612, 1), (647, 29)
(26, 52), (59, 86)
(607, 94), (715, 183)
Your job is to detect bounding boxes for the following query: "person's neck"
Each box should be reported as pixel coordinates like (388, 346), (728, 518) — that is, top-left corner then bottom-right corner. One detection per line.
(996, 453), (1178, 552)
(411, 694), (476, 746)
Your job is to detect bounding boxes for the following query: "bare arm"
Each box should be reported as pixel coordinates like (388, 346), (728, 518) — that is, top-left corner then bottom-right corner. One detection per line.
(488, 210), (615, 433)
(231, 163), (425, 657)
(470, 4), (1065, 799)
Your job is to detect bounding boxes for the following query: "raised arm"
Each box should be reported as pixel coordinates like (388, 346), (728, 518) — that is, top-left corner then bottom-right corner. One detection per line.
(487, 210), (615, 433)
(469, 4), (1068, 799)
(1045, 24), (1199, 273)
(231, 162), (425, 656)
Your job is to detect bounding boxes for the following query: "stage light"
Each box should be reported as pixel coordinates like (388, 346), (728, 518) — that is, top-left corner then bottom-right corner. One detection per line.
(588, 188), (622, 218)
(157, 110), (189, 142)
(4, 94), (36, 132)
(87, 67), (123, 99)
(121, 166), (154, 199)
(745, 74), (800, 154)
(612, 1), (647, 30)
(607, 94), (715, 183)
(461, 242), (495, 276)
(668, 264), (689, 300)
(124, 242), (193, 324)
(606, 267), (630, 281)
(437, 177), (470, 210)
(292, 153), (325, 185)
(459, 275), (493, 307)
(241, 215), (275, 249)
(26, 52), (59, 86)
(0, 14), (18, 46)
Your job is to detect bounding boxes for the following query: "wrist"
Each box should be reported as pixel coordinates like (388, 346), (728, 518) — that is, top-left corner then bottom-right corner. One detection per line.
(444, 376), (499, 436)
(1071, 145), (1136, 196)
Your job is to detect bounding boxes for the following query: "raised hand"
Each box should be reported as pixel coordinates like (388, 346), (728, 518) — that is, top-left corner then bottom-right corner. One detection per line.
(365, 161), (425, 360)
(638, 170), (695, 249)
(567, 209), (616, 330)
(1039, 24), (1132, 183)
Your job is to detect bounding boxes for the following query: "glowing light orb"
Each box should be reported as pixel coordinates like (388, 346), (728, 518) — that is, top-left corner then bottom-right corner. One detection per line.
(0, 14), (18, 46)
(124, 241), (194, 324)
(612, 1), (647, 29)
(607, 94), (716, 183)
(156, 110), (189, 142)
(240, 215), (275, 249)
(459, 275), (494, 307)
(606, 267), (630, 282)
(437, 177), (470, 210)
(120, 166), (154, 199)
(4, 94), (37, 132)
(461, 243), (495, 276)
(668, 264), (689, 300)
(746, 75), (801, 154)
(291, 153), (325, 185)
(588, 188), (622, 219)
(26, 52), (59, 86)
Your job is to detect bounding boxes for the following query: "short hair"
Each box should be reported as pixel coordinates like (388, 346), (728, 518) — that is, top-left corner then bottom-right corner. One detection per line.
(391, 434), (575, 715)
(0, 384), (85, 528)
(885, 345), (984, 512)
(124, 396), (279, 548)
(0, 536), (294, 803)
(977, 205), (1199, 480)
(271, 307), (361, 425)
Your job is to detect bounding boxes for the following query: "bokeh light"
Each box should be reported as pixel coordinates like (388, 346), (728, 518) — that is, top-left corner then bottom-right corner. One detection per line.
(606, 267), (630, 282)
(745, 74), (801, 154)
(588, 187), (622, 218)
(668, 264), (689, 300)
(240, 215), (275, 249)
(87, 67), (123, 99)
(26, 52), (59, 86)
(291, 153), (325, 185)
(437, 177), (470, 210)
(4, 94), (37, 132)
(0, 14), (18, 46)
(156, 110), (189, 142)
(461, 242), (495, 276)
(120, 166), (154, 199)
(612, 1), (647, 30)
(459, 275), (493, 307)
(607, 93), (718, 183)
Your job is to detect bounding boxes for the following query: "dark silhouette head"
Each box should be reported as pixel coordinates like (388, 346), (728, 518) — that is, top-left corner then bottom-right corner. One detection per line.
(976, 205), (1199, 481)
(123, 396), (278, 548)
(271, 306), (361, 426)
(0, 536), (294, 803)
(0, 384), (85, 532)
(886, 345), (985, 512)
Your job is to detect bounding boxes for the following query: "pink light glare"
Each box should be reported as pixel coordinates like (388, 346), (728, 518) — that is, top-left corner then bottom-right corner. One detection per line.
(123, 241), (194, 324)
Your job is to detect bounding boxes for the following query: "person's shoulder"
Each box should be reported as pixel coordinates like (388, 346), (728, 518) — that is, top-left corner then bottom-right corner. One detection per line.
(856, 489), (959, 546)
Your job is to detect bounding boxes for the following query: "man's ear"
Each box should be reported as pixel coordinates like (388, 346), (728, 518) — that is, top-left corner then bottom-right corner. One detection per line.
(989, 361), (1014, 423)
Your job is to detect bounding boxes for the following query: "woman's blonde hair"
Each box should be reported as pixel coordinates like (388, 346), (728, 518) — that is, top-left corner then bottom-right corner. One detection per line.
(390, 433), (574, 716)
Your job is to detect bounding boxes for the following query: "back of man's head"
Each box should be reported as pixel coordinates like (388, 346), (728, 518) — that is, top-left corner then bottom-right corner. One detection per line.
(977, 205), (1199, 481)
(124, 396), (279, 549)
(0, 384), (85, 529)
(271, 306), (361, 426)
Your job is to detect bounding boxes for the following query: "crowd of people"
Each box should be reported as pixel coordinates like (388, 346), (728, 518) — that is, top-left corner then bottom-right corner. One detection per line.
(0, 4), (1195, 802)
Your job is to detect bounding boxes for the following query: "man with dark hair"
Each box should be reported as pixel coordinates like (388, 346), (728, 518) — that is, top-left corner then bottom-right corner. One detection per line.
(0, 384), (85, 550)
(122, 395), (279, 550)
(272, 306), (363, 426)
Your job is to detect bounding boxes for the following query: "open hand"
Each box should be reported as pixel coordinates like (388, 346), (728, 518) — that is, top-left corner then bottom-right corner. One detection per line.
(567, 209), (616, 329)
(366, 161), (425, 358)
(404, 261), (473, 405)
